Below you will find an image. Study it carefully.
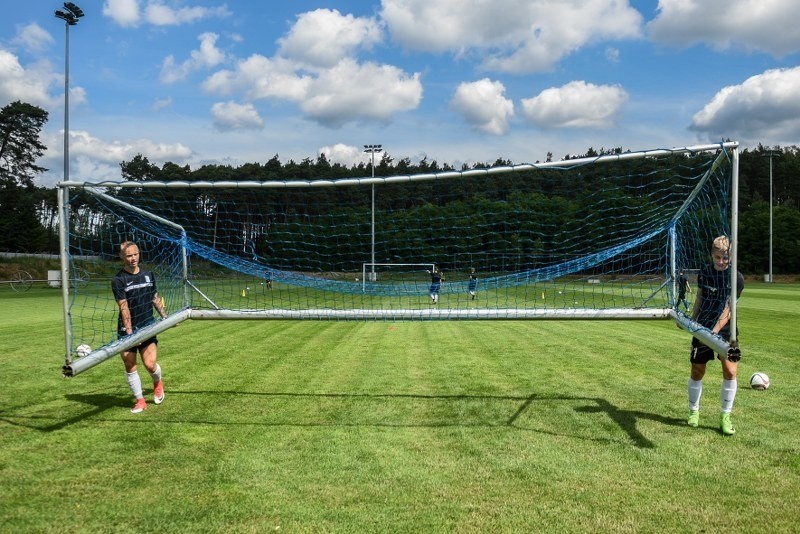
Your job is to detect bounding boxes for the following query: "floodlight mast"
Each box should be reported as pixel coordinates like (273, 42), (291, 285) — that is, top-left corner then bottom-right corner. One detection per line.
(364, 144), (383, 282)
(55, 2), (84, 366)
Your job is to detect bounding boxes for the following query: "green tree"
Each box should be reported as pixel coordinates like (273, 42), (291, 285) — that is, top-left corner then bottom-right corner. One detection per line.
(0, 101), (51, 251)
(0, 101), (48, 187)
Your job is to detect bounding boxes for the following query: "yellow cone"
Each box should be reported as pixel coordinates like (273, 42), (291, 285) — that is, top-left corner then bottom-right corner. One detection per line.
(241, 289), (247, 297)
(541, 292), (545, 300)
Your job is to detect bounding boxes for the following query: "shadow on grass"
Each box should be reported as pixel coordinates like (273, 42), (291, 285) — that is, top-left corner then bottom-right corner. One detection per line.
(0, 389), (685, 449)
(0, 393), (130, 432)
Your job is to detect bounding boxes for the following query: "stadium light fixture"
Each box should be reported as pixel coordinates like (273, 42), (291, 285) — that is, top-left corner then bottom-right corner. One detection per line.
(55, 2), (85, 184)
(364, 144), (383, 282)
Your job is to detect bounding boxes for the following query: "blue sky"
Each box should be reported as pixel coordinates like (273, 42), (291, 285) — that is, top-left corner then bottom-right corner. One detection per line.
(2, 0), (799, 187)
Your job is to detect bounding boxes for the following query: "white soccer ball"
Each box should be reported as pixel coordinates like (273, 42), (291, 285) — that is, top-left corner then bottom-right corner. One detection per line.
(76, 344), (92, 357)
(749, 372), (770, 390)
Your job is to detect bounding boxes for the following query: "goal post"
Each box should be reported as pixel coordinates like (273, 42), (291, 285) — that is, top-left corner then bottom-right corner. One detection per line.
(57, 142), (740, 376)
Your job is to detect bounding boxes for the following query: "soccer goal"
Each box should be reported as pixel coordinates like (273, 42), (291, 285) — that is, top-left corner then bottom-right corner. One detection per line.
(57, 142), (740, 376)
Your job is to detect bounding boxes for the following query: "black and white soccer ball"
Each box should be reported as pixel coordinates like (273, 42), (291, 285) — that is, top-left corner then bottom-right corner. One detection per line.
(76, 344), (92, 357)
(749, 372), (770, 390)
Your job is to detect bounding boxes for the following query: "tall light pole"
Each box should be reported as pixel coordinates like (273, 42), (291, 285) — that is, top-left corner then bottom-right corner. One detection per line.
(763, 150), (781, 283)
(55, 2), (84, 183)
(364, 144), (382, 282)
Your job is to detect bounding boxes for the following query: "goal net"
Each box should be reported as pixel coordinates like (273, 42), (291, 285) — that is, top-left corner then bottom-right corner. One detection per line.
(58, 142), (739, 375)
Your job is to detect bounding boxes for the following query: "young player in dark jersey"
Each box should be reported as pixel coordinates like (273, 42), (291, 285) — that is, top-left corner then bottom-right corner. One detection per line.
(686, 236), (744, 435)
(112, 241), (168, 414)
(677, 270), (691, 311)
(468, 268), (478, 300)
(427, 267), (444, 304)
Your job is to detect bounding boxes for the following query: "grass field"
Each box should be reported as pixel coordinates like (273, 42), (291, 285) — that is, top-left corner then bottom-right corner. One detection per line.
(1, 283), (799, 532)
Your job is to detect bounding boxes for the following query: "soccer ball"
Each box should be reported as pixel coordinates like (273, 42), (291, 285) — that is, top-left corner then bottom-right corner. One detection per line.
(749, 372), (770, 390)
(76, 344), (92, 357)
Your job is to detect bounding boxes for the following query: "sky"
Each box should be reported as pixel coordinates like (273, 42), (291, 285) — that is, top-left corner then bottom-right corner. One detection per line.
(1, 0), (799, 187)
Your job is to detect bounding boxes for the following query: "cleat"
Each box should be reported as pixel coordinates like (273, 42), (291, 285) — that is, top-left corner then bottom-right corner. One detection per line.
(131, 398), (147, 414)
(153, 380), (165, 405)
(720, 413), (736, 436)
(687, 409), (700, 427)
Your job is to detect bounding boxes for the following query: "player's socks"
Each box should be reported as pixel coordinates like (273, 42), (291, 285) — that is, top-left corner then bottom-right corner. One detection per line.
(688, 378), (702, 411)
(149, 363), (162, 383)
(721, 379), (737, 414)
(127, 371), (143, 399)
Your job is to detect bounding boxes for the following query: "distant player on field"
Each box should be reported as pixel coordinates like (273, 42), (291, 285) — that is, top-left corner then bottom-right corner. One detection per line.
(112, 241), (168, 414)
(677, 269), (691, 311)
(427, 267), (444, 304)
(468, 268), (478, 300)
(686, 236), (744, 436)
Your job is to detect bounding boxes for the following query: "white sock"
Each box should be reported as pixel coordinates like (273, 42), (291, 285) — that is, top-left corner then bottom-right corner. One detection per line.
(126, 371), (143, 399)
(688, 378), (703, 411)
(149, 363), (162, 384)
(721, 379), (738, 414)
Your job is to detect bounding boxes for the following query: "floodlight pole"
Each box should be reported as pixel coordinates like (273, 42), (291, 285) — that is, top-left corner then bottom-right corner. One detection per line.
(55, 2), (84, 365)
(364, 144), (382, 282)
(762, 150), (780, 283)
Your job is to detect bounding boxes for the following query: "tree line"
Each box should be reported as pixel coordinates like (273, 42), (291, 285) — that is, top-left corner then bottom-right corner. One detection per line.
(1, 100), (798, 275)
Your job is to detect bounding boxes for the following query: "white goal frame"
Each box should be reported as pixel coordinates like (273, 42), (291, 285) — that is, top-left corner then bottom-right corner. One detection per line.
(57, 142), (740, 376)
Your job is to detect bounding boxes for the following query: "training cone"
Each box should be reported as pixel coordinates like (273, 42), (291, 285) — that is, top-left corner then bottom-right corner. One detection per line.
(241, 289), (246, 297)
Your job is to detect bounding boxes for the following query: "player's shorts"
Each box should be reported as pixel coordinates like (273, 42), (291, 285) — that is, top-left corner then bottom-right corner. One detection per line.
(118, 331), (158, 352)
(689, 336), (736, 364)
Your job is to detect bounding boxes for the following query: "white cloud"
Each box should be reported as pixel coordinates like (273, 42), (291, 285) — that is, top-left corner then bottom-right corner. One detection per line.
(521, 81), (628, 128)
(67, 129), (193, 164)
(160, 32), (226, 84)
(145, 2), (231, 26)
(0, 50), (59, 108)
(40, 129), (194, 184)
(103, 0), (141, 28)
(319, 143), (364, 167)
(299, 59), (422, 128)
(203, 54), (312, 100)
(103, 0), (231, 28)
(690, 67), (800, 143)
(153, 96), (173, 110)
(381, 0), (643, 74)
(278, 9), (383, 68)
(450, 79), (514, 135)
(204, 56), (422, 128)
(211, 101), (264, 132)
(12, 24), (54, 55)
(648, 0), (800, 56)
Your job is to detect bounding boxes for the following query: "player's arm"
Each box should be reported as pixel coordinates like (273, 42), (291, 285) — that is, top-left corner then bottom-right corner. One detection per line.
(152, 293), (167, 319)
(691, 287), (702, 322)
(711, 301), (732, 335)
(117, 299), (134, 335)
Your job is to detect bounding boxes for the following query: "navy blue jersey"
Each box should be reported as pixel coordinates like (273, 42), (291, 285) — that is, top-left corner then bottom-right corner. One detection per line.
(112, 268), (158, 334)
(677, 273), (689, 298)
(468, 274), (478, 291)
(430, 271), (443, 293)
(695, 264), (744, 334)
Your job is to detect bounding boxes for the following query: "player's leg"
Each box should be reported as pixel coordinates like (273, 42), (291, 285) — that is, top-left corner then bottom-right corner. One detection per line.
(122, 348), (147, 413)
(720, 357), (738, 435)
(140, 339), (165, 405)
(687, 340), (712, 426)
